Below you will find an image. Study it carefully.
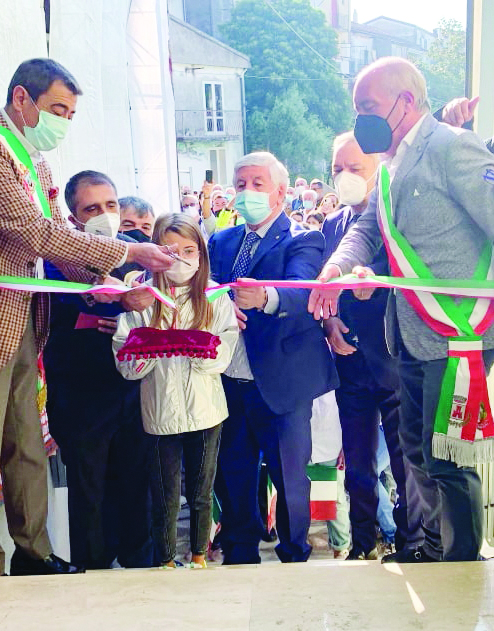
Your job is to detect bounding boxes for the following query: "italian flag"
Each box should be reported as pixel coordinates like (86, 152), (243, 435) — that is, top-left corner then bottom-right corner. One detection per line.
(267, 465), (337, 527)
(307, 464), (337, 521)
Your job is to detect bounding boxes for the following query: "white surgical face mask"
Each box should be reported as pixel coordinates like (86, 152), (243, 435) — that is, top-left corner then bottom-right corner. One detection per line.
(302, 199), (315, 211)
(182, 204), (199, 220)
(23, 99), (70, 152)
(334, 171), (374, 207)
(84, 212), (120, 238)
(165, 257), (200, 285)
(295, 185), (305, 197)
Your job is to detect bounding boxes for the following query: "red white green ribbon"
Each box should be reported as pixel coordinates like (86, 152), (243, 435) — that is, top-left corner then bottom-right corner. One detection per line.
(377, 163), (494, 466)
(0, 126), (52, 219)
(205, 276), (494, 303)
(0, 275), (176, 309)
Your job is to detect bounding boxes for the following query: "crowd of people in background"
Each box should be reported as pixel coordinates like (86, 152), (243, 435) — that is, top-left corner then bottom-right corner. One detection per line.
(2, 52), (494, 577)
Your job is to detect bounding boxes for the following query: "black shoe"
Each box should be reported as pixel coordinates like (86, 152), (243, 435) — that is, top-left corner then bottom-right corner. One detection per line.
(347, 546), (379, 561)
(9, 548), (85, 576)
(260, 528), (278, 543)
(381, 545), (438, 564)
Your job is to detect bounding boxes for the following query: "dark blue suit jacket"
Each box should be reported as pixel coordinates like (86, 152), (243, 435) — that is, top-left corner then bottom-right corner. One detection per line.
(43, 233), (140, 442)
(209, 212), (338, 415)
(322, 207), (398, 391)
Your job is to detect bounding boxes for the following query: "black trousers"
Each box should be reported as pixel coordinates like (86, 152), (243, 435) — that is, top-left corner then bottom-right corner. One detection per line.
(398, 341), (494, 561)
(149, 424), (222, 563)
(215, 377), (313, 564)
(336, 352), (416, 554)
(48, 389), (153, 569)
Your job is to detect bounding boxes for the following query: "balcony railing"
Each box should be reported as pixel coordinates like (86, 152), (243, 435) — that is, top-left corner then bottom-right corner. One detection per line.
(175, 110), (243, 141)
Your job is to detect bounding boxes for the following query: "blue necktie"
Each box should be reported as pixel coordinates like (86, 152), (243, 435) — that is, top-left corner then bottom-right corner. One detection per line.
(230, 231), (260, 282)
(347, 213), (359, 231)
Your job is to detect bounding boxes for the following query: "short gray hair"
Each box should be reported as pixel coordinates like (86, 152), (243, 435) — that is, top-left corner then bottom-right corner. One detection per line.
(118, 196), (154, 218)
(356, 57), (429, 113)
(233, 151), (289, 189)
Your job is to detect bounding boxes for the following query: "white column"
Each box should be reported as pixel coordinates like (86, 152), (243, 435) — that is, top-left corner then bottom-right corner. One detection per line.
(127, 0), (180, 216)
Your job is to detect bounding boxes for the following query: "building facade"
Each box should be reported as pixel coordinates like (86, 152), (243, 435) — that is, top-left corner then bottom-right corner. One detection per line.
(168, 15), (249, 191)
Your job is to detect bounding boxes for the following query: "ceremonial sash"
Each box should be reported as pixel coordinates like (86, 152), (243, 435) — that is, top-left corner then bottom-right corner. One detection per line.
(377, 164), (494, 466)
(0, 126), (52, 218)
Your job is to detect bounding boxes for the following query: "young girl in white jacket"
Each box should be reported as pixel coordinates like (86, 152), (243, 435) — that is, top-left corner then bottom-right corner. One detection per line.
(113, 214), (238, 568)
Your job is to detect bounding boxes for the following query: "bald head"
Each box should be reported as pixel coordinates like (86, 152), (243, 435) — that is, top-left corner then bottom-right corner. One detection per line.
(353, 57), (429, 157)
(354, 57), (429, 114)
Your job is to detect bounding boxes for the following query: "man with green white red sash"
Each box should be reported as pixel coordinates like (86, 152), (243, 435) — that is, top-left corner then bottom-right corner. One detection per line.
(0, 59), (176, 576)
(309, 56), (494, 563)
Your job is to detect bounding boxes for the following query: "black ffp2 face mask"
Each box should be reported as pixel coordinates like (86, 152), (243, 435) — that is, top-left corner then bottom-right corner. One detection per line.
(354, 95), (405, 154)
(120, 229), (151, 243)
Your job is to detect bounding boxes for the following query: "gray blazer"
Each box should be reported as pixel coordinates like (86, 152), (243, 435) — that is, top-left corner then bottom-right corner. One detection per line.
(328, 113), (494, 361)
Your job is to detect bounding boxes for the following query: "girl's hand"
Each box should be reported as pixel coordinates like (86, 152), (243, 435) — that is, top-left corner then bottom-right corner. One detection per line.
(121, 282), (155, 312)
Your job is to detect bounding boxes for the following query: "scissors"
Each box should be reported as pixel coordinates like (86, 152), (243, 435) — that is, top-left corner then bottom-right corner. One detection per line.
(162, 244), (191, 266)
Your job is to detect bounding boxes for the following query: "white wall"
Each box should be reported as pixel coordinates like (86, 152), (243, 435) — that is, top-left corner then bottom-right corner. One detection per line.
(0, 1), (47, 97)
(49, 0), (136, 206)
(0, 0), (179, 215)
(127, 0), (181, 215)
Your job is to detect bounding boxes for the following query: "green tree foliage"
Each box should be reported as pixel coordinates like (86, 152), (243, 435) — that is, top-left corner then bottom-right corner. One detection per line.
(248, 85), (332, 181)
(219, 0), (351, 177)
(411, 19), (466, 112)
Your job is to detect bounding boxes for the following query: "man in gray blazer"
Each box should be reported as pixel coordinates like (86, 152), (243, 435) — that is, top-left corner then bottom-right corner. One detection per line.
(309, 56), (494, 563)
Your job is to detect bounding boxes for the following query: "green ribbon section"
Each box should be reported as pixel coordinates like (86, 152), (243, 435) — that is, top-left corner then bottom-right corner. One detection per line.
(434, 356), (461, 436)
(0, 274), (93, 290)
(0, 126), (52, 219)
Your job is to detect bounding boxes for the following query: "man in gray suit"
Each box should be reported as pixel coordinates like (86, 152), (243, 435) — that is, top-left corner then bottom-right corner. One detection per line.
(309, 57), (494, 563)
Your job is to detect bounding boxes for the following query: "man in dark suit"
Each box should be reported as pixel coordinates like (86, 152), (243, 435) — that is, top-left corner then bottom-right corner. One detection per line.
(323, 132), (419, 559)
(208, 151), (338, 564)
(44, 171), (155, 569)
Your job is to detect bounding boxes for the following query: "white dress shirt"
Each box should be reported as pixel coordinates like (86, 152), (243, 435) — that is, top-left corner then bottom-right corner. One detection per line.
(385, 113), (427, 183)
(224, 213), (281, 380)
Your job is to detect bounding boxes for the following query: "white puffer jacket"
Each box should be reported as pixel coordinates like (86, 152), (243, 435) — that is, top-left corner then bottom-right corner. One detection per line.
(113, 282), (238, 435)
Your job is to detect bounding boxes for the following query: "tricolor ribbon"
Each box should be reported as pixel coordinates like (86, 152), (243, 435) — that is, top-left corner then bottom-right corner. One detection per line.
(0, 275), (176, 309)
(205, 275), (494, 303)
(206, 268), (494, 466)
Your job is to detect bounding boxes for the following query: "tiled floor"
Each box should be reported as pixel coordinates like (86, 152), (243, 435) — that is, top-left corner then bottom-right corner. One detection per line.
(2, 558), (494, 630)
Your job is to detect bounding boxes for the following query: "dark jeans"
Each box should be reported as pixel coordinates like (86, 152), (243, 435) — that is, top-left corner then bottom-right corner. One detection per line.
(215, 377), (313, 564)
(398, 340), (494, 561)
(150, 424), (222, 563)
